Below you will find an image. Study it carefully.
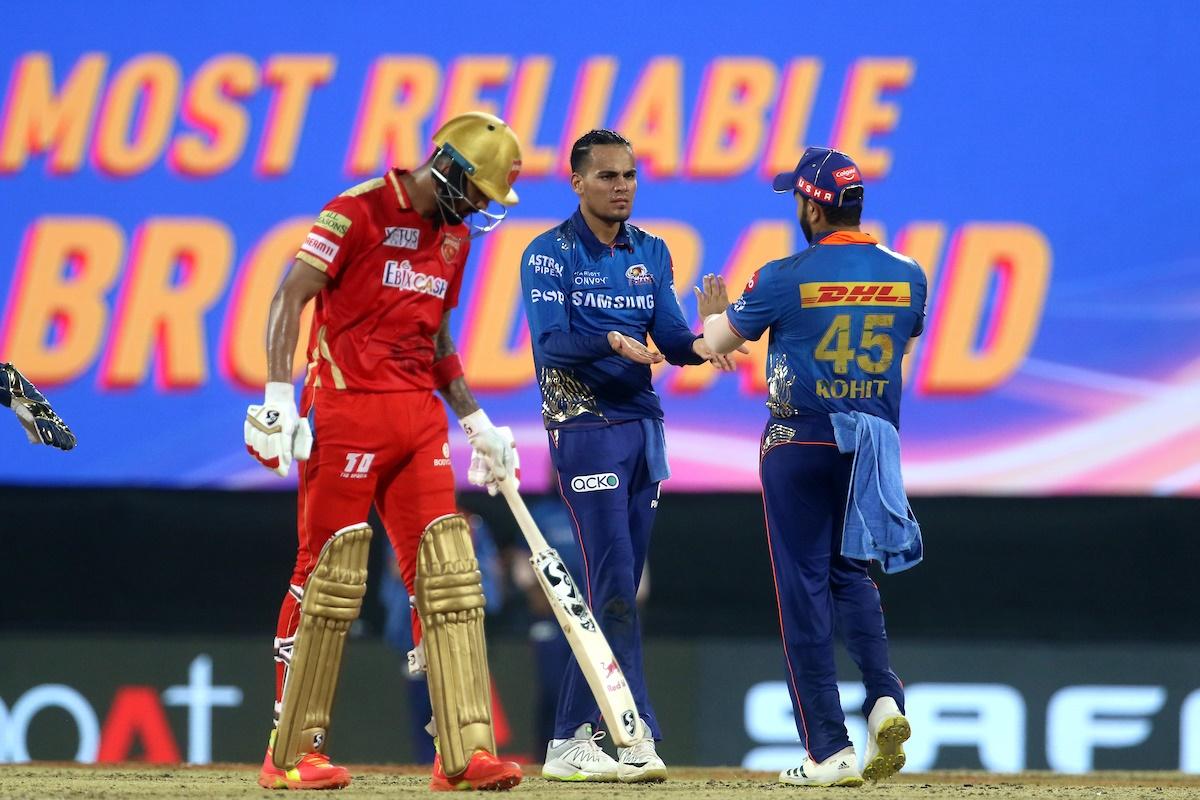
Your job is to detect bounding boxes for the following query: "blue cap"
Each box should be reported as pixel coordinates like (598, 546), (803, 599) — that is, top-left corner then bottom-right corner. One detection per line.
(772, 146), (864, 207)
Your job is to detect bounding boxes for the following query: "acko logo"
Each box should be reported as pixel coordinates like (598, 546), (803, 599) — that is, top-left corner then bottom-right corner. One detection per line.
(571, 473), (619, 492)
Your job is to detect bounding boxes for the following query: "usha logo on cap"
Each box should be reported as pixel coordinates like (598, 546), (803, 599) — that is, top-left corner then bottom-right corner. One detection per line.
(795, 177), (834, 203)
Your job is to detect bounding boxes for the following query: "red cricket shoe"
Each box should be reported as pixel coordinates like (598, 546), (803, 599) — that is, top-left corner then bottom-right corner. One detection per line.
(430, 750), (523, 792)
(258, 736), (352, 790)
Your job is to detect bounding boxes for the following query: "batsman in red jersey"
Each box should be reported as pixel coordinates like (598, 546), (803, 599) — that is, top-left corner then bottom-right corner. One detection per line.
(244, 112), (524, 792)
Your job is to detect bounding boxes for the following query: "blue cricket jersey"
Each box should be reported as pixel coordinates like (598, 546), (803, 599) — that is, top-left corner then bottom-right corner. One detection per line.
(521, 208), (703, 429)
(725, 230), (928, 427)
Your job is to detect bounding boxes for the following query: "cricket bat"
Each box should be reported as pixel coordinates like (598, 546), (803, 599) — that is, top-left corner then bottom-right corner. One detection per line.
(496, 477), (645, 747)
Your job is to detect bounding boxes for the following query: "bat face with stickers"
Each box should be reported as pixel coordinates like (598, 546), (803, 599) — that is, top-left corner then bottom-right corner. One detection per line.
(495, 478), (645, 747)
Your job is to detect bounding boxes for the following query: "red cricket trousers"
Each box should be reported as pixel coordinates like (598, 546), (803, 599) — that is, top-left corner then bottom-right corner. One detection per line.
(272, 388), (457, 706)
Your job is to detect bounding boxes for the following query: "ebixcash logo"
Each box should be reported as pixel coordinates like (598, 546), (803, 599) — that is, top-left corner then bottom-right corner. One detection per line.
(571, 473), (619, 492)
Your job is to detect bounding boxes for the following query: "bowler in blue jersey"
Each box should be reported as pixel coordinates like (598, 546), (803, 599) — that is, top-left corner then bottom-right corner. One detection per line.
(521, 129), (736, 784)
(698, 147), (927, 787)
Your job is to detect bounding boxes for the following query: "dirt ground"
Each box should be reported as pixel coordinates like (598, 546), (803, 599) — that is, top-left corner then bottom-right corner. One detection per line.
(1, 765), (1198, 800)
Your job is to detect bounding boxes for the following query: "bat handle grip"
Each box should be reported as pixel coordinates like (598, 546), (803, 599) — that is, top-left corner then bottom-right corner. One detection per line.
(496, 476), (551, 553)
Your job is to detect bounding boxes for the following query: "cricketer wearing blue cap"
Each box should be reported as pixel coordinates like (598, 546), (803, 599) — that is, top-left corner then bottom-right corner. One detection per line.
(696, 147), (927, 787)
(521, 129), (736, 784)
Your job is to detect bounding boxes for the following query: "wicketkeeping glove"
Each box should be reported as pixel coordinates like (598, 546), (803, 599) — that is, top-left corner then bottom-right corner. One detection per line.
(0, 363), (76, 451)
(244, 381), (313, 478)
(459, 409), (518, 494)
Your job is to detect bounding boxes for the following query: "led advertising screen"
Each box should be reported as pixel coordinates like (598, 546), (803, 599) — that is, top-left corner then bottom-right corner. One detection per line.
(2, 2), (1196, 493)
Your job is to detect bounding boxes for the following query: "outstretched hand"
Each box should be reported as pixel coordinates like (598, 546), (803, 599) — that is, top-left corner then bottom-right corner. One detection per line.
(608, 331), (664, 365)
(693, 273), (731, 318)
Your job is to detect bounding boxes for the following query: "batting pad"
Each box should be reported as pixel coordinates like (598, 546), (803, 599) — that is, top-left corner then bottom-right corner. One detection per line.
(415, 514), (494, 777)
(273, 523), (372, 769)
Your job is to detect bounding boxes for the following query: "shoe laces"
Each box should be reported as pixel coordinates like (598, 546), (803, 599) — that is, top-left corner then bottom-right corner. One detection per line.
(572, 730), (609, 763)
(621, 738), (656, 762)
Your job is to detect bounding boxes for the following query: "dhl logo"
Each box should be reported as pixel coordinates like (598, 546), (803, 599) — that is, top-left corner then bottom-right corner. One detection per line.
(799, 281), (911, 307)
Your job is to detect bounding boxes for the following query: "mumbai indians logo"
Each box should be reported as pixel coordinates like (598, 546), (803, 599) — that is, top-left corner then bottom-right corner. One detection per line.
(539, 556), (597, 632)
(625, 264), (653, 285)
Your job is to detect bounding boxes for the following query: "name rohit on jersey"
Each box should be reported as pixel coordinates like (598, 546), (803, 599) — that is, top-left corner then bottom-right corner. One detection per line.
(815, 378), (889, 399)
(382, 259), (447, 298)
(800, 282), (911, 308)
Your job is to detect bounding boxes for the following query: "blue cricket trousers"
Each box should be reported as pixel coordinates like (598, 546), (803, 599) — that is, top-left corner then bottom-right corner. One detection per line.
(548, 420), (662, 741)
(759, 415), (904, 761)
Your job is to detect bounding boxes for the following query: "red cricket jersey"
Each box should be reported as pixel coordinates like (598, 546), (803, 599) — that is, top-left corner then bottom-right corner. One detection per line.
(294, 169), (470, 394)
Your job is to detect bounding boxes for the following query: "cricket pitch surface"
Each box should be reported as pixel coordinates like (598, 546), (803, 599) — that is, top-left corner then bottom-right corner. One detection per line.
(2, 765), (1197, 799)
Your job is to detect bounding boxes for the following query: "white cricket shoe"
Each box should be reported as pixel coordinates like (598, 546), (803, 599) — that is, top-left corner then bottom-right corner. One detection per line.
(863, 696), (911, 781)
(542, 724), (619, 782)
(617, 736), (667, 783)
(779, 746), (863, 787)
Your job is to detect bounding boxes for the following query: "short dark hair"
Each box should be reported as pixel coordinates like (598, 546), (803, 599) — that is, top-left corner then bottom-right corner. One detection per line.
(823, 203), (863, 226)
(570, 129), (632, 173)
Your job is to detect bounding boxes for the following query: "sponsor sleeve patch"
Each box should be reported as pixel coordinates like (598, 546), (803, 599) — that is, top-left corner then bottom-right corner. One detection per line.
(314, 210), (352, 237)
(300, 232), (340, 265)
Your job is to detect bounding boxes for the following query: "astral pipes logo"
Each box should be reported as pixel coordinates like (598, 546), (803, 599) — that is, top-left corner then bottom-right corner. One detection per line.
(571, 473), (620, 492)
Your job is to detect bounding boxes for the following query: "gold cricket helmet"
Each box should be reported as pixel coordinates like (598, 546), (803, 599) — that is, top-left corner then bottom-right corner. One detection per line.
(432, 112), (522, 206)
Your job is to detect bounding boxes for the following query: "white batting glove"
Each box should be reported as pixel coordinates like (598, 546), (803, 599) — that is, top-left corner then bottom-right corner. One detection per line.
(244, 382), (313, 478)
(460, 410), (517, 493)
(469, 426), (520, 496)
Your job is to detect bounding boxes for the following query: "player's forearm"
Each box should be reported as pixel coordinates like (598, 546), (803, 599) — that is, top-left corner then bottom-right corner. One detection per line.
(265, 286), (305, 384)
(654, 329), (706, 366)
(702, 313), (746, 355)
(437, 377), (480, 419)
(537, 330), (614, 367)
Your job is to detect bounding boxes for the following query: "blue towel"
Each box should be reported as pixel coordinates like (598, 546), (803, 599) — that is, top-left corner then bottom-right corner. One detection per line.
(640, 418), (672, 483)
(830, 411), (923, 574)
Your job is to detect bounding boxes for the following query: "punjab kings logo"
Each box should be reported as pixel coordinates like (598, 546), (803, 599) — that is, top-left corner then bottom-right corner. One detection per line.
(441, 233), (463, 262)
(832, 165), (861, 186)
(799, 281), (911, 307)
